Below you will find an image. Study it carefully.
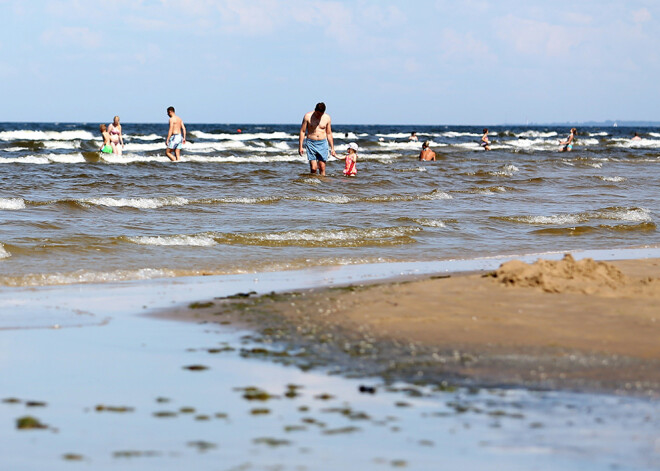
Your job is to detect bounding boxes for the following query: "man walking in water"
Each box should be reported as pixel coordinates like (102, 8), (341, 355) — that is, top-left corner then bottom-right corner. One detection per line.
(299, 102), (336, 175)
(166, 106), (186, 161)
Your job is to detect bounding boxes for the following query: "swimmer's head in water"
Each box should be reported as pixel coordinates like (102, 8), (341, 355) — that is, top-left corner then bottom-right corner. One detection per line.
(422, 141), (430, 149)
(314, 102), (326, 113)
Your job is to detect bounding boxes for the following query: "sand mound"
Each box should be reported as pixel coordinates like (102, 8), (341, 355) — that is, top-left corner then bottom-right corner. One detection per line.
(494, 254), (629, 294)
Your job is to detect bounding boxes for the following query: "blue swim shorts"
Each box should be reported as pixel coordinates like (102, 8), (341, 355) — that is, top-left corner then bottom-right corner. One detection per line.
(305, 138), (329, 162)
(168, 134), (183, 150)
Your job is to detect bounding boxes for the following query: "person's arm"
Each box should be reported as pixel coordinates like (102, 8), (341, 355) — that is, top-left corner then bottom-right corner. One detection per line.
(181, 120), (187, 143)
(327, 119), (336, 157)
(432, 151), (436, 161)
(298, 117), (307, 156)
(119, 124), (124, 146)
(167, 118), (174, 144)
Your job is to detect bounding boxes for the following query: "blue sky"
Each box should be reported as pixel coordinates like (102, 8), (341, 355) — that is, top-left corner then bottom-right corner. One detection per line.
(1, 0), (658, 124)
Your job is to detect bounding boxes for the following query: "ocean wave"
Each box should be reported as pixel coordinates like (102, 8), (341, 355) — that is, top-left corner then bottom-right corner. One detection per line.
(441, 131), (481, 138)
(495, 207), (651, 226)
(0, 154), (86, 164)
(0, 243), (11, 259)
(592, 207), (651, 222)
(128, 234), (217, 246)
(192, 131), (296, 141)
(517, 131), (558, 138)
(411, 218), (447, 228)
(533, 222), (655, 235)
(589, 132), (609, 137)
(216, 226), (422, 247)
(0, 130), (96, 141)
(612, 138), (660, 149)
(490, 164), (519, 177)
(597, 176), (626, 182)
(82, 197), (189, 209)
(0, 197), (26, 210)
(0, 268), (184, 287)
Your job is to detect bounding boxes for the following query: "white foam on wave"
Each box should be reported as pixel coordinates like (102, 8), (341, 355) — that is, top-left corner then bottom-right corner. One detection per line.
(594, 207), (651, 222)
(306, 195), (352, 204)
(0, 197), (26, 210)
(589, 132), (608, 137)
(374, 132), (414, 139)
(511, 214), (584, 225)
(82, 197), (189, 209)
(100, 154), (172, 164)
(377, 141), (441, 150)
(192, 131), (296, 141)
(126, 133), (162, 141)
(418, 190), (453, 200)
(413, 218), (446, 228)
(0, 243), (11, 259)
(612, 138), (660, 149)
(0, 156), (50, 164)
(0, 130), (95, 141)
(44, 141), (78, 150)
(128, 234), (217, 246)
(47, 153), (86, 163)
(246, 226), (420, 243)
(517, 131), (558, 138)
(442, 131), (480, 138)
(0, 268), (183, 287)
(491, 164), (519, 176)
(598, 176), (626, 182)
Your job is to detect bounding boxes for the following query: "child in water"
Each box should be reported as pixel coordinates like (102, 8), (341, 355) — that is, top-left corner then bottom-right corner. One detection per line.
(99, 124), (112, 154)
(342, 142), (359, 176)
(481, 128), (491, 151)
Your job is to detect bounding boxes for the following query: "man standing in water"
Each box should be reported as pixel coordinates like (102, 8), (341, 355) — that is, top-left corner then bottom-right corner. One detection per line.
(299, 102), (336, 175)
(166, 106), (186, 161)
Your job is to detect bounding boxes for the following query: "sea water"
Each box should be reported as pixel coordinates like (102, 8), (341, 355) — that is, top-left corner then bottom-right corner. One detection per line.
(1, 122), (660, 469)
(0, 122), (658, 287)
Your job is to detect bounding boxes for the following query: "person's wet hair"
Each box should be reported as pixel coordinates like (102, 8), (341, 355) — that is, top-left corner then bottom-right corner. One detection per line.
(315, 102), (326, 113)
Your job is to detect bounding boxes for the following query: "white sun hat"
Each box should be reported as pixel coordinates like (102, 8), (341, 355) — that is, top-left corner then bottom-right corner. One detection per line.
(348, 142), (359, 151)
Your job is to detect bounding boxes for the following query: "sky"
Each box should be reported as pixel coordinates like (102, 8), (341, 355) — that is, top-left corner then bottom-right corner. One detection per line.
(1, 0), (659, 124)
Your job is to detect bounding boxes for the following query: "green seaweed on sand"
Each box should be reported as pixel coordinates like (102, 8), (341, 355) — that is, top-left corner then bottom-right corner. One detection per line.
(322, 426), (361, 435)
(179, 407), (196, 414)
(2, 397), (21, 404)
(153, 411), (177, 418)
(187, 440), (217, 452)
(95, 405), (134, 413)
(253, 437), (291, 447)
(237, 387), (277, 401)
(250, 408), (271, 415)
(62, 454), (84, 461)
(16, 416), (48, 430)
(189, 301), (214, 309)
(183, 364), (209, 371)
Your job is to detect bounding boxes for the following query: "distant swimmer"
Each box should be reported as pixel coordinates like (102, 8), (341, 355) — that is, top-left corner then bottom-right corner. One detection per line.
(108, 116), (124, 155)
(481, 128), (491, 151)
(299, 102), (336, 176)
(409, 131), (418, 142)
(99, 124), (112, 154)
(632, 132), (642, 141)
(559, 128), (577, 152)
(419, 141), (436, 161)
(166, 106), (186, 162)
(341, 142), (359, 176)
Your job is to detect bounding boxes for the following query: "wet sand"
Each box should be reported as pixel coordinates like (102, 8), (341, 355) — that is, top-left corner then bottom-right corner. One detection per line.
(160, 256), (660, 396)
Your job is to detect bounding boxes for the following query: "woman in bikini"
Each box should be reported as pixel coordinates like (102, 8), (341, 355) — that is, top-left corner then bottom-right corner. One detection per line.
(107, 116), (124, 155)
(559, 128), (576, 152)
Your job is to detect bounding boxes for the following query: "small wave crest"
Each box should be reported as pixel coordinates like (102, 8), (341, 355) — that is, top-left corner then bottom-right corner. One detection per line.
(0, 243), (11, 259)
(0, 197), (26, 210)
(0, 130), (96, 141)
(83, 197), (189, 209)
(128, 234), (217, 246)
(217, 226), (421, 247)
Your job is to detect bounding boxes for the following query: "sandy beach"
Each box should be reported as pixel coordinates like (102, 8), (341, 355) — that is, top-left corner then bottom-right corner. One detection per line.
(160, 255), (660, 396)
